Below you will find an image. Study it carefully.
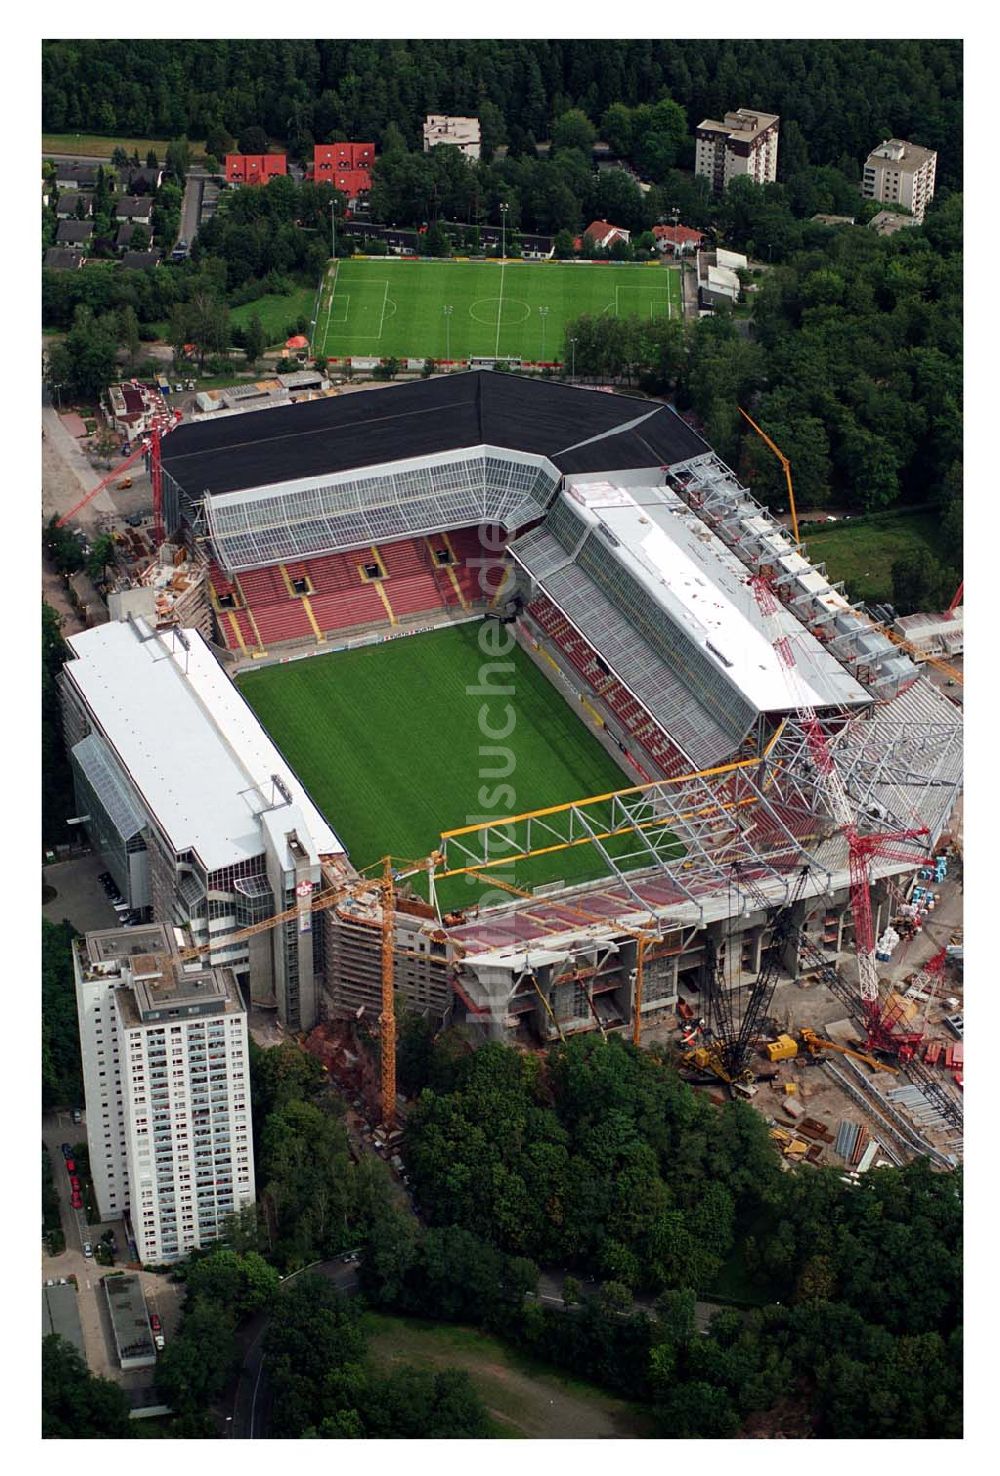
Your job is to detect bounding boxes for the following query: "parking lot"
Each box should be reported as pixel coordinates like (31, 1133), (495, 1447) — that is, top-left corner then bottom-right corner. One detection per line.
(43, 1110), (184, 1387)
(43, 854), (121, 933)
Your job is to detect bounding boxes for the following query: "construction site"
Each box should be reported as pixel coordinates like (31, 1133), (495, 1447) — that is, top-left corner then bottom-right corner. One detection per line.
(56, 371), (964, 1177)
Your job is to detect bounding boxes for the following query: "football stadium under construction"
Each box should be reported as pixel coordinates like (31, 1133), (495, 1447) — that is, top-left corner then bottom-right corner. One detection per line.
(60, 372), (963, 1142)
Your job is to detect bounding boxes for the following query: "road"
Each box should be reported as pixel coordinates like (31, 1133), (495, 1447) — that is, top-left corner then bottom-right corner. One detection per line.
(177, 175), (203, 251)
(42, 1112), (183, 1390)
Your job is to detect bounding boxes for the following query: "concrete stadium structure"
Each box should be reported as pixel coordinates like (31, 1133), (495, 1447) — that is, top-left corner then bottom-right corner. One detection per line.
(66, 373), (962, 1047)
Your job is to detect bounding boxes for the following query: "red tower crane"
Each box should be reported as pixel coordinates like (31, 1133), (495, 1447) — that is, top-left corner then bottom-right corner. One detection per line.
(748, 573), (929, 1053)
(56, 407), (181, 546)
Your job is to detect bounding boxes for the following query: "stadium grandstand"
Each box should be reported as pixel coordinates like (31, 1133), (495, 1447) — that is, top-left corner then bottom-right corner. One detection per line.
(62, 372), (962, 1046)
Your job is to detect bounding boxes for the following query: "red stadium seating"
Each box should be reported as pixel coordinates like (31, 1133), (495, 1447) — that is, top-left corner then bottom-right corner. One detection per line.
(524, 594), (691, 780)
(211, 526), (509, 652)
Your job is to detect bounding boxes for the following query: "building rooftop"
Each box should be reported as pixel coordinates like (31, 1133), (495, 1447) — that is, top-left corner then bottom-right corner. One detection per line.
(697, 108), (779, 141)
(85, 925), (173, 970)
(44, 248), (85, 270)
(423, 115), (481, 146)
(543, 480), (869, 714)
(42, 1283), (85, 1358)
(162, 371), (709, 502)
(64, 621), (342, 872)
(103, 1275), (155, 1369)
(866, 138), (937, 170)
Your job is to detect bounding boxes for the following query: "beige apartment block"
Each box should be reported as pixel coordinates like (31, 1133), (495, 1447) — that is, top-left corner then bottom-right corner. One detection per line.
(422, 115), (481, 161)
(695, 108), (779, 193)
(861, 139), (937, 222)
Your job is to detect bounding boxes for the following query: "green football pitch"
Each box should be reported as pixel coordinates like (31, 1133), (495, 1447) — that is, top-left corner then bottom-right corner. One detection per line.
(313, 258), (682, 364)
(237, 623), (676, 910)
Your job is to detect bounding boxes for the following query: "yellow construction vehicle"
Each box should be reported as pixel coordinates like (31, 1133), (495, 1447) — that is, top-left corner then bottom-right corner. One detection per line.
(795, 1027), (897, 1074)
(766, 1033), (799, 1062)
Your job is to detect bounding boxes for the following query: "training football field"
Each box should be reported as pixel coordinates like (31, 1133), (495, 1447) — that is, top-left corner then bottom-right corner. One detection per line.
(313, 258), (682, 364)
(237, 624), (671, 909)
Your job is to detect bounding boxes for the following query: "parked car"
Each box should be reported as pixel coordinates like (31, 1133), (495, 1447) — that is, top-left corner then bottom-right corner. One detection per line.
(71, 1193), (83, 1210)
(71, 1109), (82, 1124)
(69, 1176), (80, 1192)
(149, 1312), (162, 1331)
(154, 1333), (165, 1351)
(82, 1242), (93, 1258)
(65, 1159), (75, 1174)
(60, 1143), (73, 1158)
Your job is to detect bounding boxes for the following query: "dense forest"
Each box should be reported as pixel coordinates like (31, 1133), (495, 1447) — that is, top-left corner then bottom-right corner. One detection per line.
(382, 1032), (962, 1438)
(42, 40), (962, 189)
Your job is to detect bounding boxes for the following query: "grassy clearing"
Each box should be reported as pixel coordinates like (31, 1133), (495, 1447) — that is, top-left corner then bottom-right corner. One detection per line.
(800, 511), (940, 604)
(314, 257), (682, 363)
(363, 1312), (654, 1439)
(230, 287), (317, 344)
(43, 133), (207, 161)
(237, 623), (668, 909)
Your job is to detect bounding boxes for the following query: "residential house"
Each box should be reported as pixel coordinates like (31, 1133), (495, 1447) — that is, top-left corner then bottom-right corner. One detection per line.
(422, 115), (481, 161)
(652, 223), (705, 256)
(313, 143), (375, 206)
(696, 247), (748, 308)
(224, 154), (288, 186)
(121, 250), (162, 271)
(55, 191), (94, 221)
(115, 223), (139, 251)
(115, 197), (154, 225)
(55, 162), (100, 191)
(44, 247), (85, 270)
(583, 219), (631, 251)
(119, 167), (163, 195)
(56, 220), (94, 246)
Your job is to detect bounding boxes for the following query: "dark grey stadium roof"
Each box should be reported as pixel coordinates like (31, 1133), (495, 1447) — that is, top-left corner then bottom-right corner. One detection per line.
(161, 371), (707, 499)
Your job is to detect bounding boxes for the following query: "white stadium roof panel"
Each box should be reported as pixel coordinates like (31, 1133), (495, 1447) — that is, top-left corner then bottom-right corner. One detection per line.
(64, 621), (342, 871)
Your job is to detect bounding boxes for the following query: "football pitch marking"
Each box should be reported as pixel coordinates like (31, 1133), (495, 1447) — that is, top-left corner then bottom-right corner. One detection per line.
(495, 261), (506, 358)
(614, 283), (670, 321)
(329, 293), (350, 324)
(469, 297), (531, 326)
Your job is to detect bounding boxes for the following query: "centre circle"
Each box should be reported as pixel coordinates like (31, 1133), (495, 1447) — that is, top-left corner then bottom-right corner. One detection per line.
(469, 298), (532, 326)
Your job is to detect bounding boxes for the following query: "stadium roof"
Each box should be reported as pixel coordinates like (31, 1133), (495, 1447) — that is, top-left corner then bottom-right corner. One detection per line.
(64, 620), (342, 871)
(558, 481), (869, 713)
(161, 371), (708, 501)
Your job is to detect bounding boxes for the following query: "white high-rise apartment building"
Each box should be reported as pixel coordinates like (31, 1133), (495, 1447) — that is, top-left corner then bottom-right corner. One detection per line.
(695, 108), (779, 194)
(74, 924), (255, 1264)
(861, 139), (937, 223)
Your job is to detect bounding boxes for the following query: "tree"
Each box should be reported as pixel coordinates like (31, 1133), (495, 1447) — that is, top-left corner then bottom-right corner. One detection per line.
(243, 311), (266, 368)
(42, 918), (83, 1109)
(562, 1274), (581, 1306)
(111, 146), (129, 169)
(43, 1336), (132, 1438)
(205, 122), (234, 159)
(186, 1247), (280, 1318)
(45, 305), (118, 401)
(118, 304), (141, 370)
(552, 108), (596, 155)
(165, 136), (191, 185)
(238, 125), (268, 155)
(554, 228), (576, 259)
(891, 548), (954, 616)
(156, 1299), (238, 1412)
(146, 149), (159, 169)
(86, 533), (116, 583)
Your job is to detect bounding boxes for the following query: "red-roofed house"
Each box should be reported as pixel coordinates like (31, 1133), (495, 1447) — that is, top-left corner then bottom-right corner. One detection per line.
(652, 223), (706, 255)
(583, 219), (631, 250)
(313, 143), (375, 204)
(225, 154), (288, 186)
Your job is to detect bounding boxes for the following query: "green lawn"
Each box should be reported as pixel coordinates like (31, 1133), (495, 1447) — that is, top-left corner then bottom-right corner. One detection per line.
(42, 132), (208, 161)
(363, 1312), (654, 1439)
(237, 623), (669, 908)
(230, 287), (318, 344)
(314, 257), (682, 364)
(801, 511), (941, 604)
